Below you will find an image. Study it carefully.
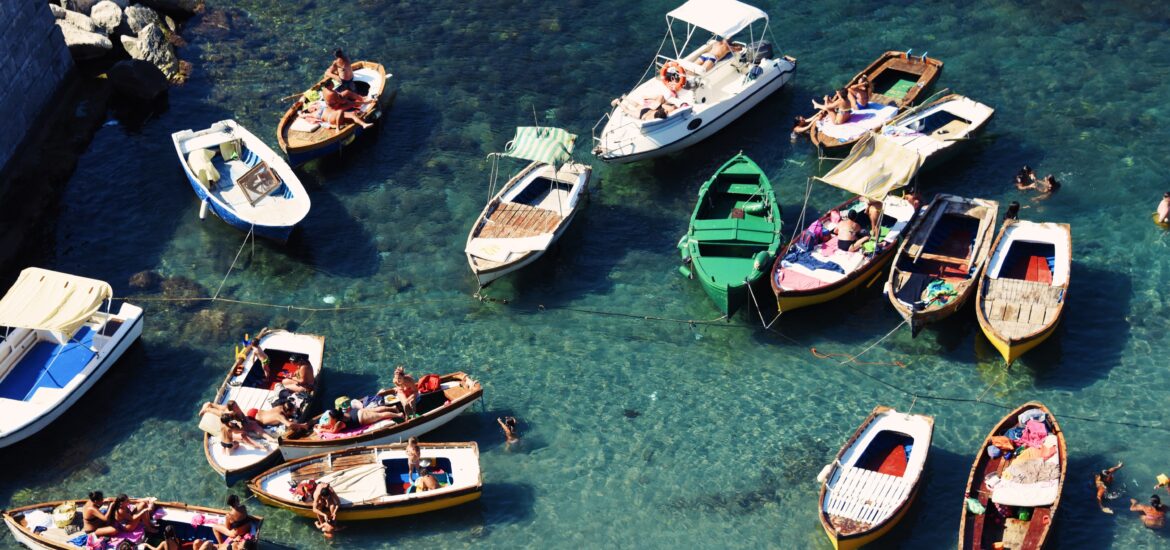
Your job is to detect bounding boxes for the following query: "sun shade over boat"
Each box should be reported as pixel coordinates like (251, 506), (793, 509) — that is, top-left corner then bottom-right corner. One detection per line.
(815, 133), (923, 201)
(666, 0), (767, 38)
(501, 127), (577, 166)
(0, 267), (112, 335)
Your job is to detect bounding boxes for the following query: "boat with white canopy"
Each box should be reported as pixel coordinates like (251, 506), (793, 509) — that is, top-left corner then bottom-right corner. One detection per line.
(466, 126), (591, 289)
(0, 268), (143, 448)
(592, 0), (796, 163)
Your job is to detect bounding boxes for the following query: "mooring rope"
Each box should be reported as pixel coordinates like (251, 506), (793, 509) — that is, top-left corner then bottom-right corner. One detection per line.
(211, 225), (254, 300)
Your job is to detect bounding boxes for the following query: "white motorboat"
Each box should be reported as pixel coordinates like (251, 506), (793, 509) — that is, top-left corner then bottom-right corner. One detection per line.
(466, 126), (591, 289)
(881, 93), (995, 171)
(0, 268), (143, 448)
(592, 0), (796, 163)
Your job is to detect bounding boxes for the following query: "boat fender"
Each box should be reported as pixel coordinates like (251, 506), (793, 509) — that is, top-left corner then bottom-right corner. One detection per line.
(741, 202), (767, 215)
(199, 198), (209, 220)
(752, 250), (772, 272)
(816, 464), (832, 484)
(678, 265), (693, 279)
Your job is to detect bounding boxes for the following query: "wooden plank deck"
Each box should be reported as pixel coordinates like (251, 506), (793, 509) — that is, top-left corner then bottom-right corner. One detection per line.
(290, 452), (378, 483)
(981, 278), (1063, 338)
(478, 202), (563, 239)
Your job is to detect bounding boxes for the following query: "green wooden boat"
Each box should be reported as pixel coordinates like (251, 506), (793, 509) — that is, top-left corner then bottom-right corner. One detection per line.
(677, 153), (782, 317)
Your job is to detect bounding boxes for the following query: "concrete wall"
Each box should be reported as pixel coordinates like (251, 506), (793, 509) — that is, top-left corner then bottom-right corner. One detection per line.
(0, 2), (74, 179)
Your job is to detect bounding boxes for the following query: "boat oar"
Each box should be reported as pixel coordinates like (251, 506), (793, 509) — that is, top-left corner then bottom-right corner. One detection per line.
(277, 92), (305, 103)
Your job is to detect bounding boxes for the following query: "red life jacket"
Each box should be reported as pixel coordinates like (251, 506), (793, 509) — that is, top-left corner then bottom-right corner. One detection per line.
(417, 374), (442, 394)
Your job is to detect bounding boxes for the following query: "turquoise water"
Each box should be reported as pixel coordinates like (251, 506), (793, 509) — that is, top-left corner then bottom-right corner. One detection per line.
(4, 0), (1170, 548)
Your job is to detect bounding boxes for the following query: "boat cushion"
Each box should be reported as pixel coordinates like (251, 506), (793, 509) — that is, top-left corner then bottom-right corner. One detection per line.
(187, 149), (220, 188)
(0, 326), (97, 401)
(290, 116), (321, 133)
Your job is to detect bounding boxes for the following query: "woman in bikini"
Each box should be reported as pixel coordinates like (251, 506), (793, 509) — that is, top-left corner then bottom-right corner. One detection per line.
(219, 414), (263, 454)
(1131, 495), (1167, 529)
(812, 89), (852, 124)
(146, 525), (212, 550)
(211, 495), (254, 545)
(392, 366), (420, 417)
(112, 494), (158, 535)
(83, 491), (119, 537)
(848, 75), (871, 109)
(405, 436), (422, 475)
(321, 86), (373, 130)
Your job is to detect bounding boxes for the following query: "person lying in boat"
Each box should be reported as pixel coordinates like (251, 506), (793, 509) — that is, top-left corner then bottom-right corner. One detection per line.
(1095, 461), (1124, 514)
(414, 468), (440, 492)
(200, 400), (271, 439)
(279, 355), (316, 393)
(219, 414), (264, 453)
(321, 86), (374, 130)
(698, 38), (740, 71)
(212, 495), (254, 545)
(812, 89), (852, 124)
(324, 49), (357, 93)
(1131, 495), (1167, 529)
(611, 95), (679, 121)
(250, 397), (308, 435)
(335, 395), (404, 427)
(847, 75), (871, 109)
(832, 210), (870, 253)
(312, 483), (341, 529)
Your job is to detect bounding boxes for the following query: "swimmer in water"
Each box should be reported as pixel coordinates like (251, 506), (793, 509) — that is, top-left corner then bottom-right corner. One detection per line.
(1094, 461), (1123, 514)
(1130, 494), (1167, 529)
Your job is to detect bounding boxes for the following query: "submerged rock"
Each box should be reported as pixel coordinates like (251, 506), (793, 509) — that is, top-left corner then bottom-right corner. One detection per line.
(108, 59), (168, 100)
(188, 308), (229, 338)
(90, 1), (123, 35)
(57, 20), (113, 60)
(160, 275), (207, 308)
(128, 270), (164, 290)
(138, 0), (205, 15)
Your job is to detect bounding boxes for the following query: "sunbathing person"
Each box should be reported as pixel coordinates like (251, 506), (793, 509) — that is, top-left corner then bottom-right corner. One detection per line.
(414, 468), (440, 492)
(219, 414), (263, 454)
(1095, 461), (1124, 514)
(833, 211), (870, 253)
(389, 365), (420, 417)
(611, 95), (679, 121)
(406, 436), (422, 476)
(113, 494), (157, 535)
(251, 398), (308, 435)
(336, 395), (403, 427)
(199, 401), (268, 437)
(848, 75), (871, 109)
(1131, 495), (1167, 529)
(321, 86), (373, 130)
(314, 410), (348, 435)
(812, 89), (852, 124)
(698, 38), (739, 70)
(83, 491), (118, 536)
(280, 355), (316, 394)
(146, 525), (212, 550)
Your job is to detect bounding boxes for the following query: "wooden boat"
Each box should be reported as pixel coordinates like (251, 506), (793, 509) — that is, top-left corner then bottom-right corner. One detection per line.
(279, 372), (482, 461)
(466, 127), (591, 289)
(881, 94), (995, 171)
(0, 268), (143, 449)
(975, 221), (1071, 365)
(816, 406), (933, 550)
(677, 153), (782, 317)
(2, 499), (260, 550)
(249, 442), (481, 521)
(202, 329), (325, 485)
(171, 119), (310, 243)
(276, 61), (390, 166)
(593, 0), (797, 163)
(809, 50), (943, 152)
(959, 402), (1066, 549)
(886, 194), (998, 335)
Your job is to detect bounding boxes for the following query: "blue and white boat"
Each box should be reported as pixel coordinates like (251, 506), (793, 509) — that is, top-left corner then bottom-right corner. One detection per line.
(171, 119), (311, 242)
(0, 268), (143, 448)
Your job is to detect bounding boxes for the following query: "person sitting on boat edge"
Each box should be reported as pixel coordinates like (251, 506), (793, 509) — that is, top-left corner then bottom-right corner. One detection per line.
(324, 49), (356, 93)
(391, 365), (420, 417)
(335, 395), (403, 427)
(112, 493), (158, 535)
(1094, 461), (1124, 514)
(280, 355), (316, 394)
(211, 495), (254, 545)
(1157, 192), (1170, 224)
(312, 482), (341, 538)
(848, 75), (871, 109)
(1005, 201), (1021, 221)
(415, 467), (440, 492)
(812, 89), (852, 124)
(1131, 494), (1167, 529)
(82, 491), (119, 537)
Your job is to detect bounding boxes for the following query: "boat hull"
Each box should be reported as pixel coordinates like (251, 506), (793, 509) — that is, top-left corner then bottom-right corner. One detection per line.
(825, 486), (919, 550)
(980, 320), (1059, 366)
(0, 304), (143, 449)
(279, 397), (478, 460)
(597, 58), (796, 163)
(775, 249), (893, 314)
(253, 486), (482, 521)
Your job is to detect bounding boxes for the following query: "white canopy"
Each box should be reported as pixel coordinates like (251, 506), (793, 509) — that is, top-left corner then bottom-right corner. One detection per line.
(816, 133), (923, 201)
(0, 268), (111, 336)
(666, 0), (767, 38)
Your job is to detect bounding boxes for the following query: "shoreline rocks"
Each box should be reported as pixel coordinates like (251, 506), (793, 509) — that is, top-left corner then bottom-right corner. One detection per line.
(50, 0), (192, 87)
(57, 20), (114, 60)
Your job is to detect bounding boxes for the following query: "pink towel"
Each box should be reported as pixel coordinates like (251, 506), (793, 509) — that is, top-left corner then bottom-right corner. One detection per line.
(818, 237), (840, 256)
(1019, 420), (1048, 448)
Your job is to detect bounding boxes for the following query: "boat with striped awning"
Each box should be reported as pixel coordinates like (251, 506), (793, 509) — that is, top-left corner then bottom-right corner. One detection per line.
(466, 126), (591, 289)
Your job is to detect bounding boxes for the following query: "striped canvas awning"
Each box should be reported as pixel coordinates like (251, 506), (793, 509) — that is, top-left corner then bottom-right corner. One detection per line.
(502, 127), (577, 166)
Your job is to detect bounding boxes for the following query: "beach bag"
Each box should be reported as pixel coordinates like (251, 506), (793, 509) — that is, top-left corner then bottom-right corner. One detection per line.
(418, 374), (442, 394)
(52, 502), (77, 529)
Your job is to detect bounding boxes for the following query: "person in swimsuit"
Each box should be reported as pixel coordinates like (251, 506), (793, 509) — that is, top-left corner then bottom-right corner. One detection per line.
(833, 210), (870, 253)
(405, 436), (422, 476)
(280, 356), (316, 393)
(335, 395), (402, 427)
(497, 416), (521, 446)
(414, 468), (440, 492)
(698, 38), (738, 70)
(1157, 192), (1170, 224)
(1035, 174), (1061, 198)
(113, 494), (158, 535)
(1005, 201), (1021, 221)
(865, 200), (883, 241)
(313, 409), (348, 435)
(1095, 461), (1124, 514)
(812, 89), (852, 124)
(245, 335), (270, 379)
(848, 75), (871, 109)
(212, 495), (253, 544)
(312, 483), (341, 529)
(391, 366), (419, 417)
(1131, 495), (1167, 529)
(217, 538), (257, 550)
(146, 524), (213, 550)
(83, 491), (119, 537)
(324, 49), (356, 93)
(219, 414), (263, 454)
(252, 398), (308, 435)
(321, 86), (373, 130)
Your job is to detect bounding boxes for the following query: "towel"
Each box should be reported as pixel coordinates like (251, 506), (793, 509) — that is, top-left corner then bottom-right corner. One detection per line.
(1019, 420), (1049, 448)
(816, 104), (899, 141)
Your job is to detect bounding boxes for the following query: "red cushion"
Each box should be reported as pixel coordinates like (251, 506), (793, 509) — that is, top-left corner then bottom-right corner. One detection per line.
(1025, 255), (1052, 284)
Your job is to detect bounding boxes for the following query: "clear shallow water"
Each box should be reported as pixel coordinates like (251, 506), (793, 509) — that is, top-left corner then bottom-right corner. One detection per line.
(4, 0), (1170, 548)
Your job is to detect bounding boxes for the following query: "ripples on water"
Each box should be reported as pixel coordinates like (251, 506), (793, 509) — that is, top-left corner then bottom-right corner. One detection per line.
(3, 0), (1170, 548)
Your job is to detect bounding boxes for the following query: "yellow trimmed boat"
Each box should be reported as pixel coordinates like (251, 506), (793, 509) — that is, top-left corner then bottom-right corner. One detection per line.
(248, 441), (482, 521)
(975, 220), (1071, 365)
(816, 406), (933, 550)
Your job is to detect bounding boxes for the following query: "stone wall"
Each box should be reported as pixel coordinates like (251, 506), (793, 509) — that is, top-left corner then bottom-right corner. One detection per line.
(0, 2), (74, 179)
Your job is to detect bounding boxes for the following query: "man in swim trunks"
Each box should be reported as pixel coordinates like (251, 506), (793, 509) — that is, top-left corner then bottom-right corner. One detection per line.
(280, 356), (316, 393)
(245, 335), (270, 379)
(1130, 495), (1167, 529)
(252, 398), (307, 435)
(324, 49), (356, 93)
(335, 395), (403, 427)
(699, 38), (738, 71)
(1094, 461), (1123, 514)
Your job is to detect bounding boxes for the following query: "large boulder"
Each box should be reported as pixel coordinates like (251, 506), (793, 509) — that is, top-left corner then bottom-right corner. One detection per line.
(137, 0), (204, 15)
(49, 4), (67, 18)
(123, 4), (160, 35)
(90, 1), (123, 35)
(62, 0), (102, 15)
(56, 20), (113, 60)
(61, 9), (97, 33)
(122, 23), (178, 78)
(107, 59), (168, 100)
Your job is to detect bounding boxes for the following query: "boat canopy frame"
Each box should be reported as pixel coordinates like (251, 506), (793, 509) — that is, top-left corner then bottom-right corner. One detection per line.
(484, 124), (580, 217)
